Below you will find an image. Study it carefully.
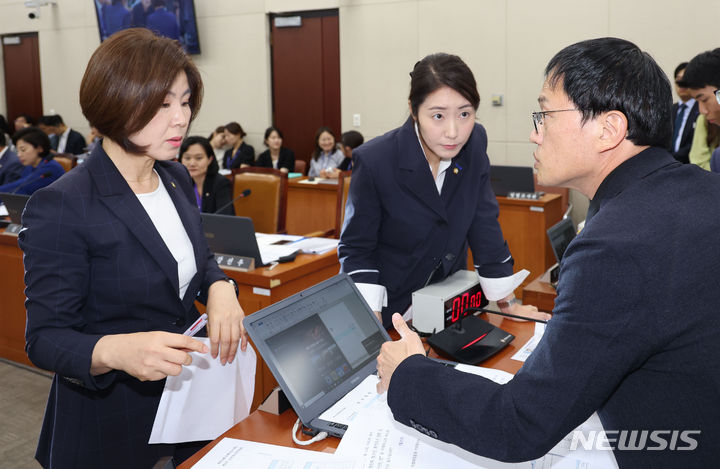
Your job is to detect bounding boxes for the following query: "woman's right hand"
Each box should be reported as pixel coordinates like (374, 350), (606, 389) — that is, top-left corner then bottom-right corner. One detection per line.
(91, 331), (209, 381)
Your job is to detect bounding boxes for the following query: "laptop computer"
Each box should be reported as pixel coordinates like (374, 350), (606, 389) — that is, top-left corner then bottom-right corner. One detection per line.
(0, 193), (30, 233)
(201, 213), (264, 267)
(547, 217), (576, 264)
(489, 165), (537, 198)
(244, 274), (390, 437)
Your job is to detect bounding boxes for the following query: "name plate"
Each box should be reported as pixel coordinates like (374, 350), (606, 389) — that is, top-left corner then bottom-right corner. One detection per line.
(2, 224), (22, 236)
(214, 253), (254, 271)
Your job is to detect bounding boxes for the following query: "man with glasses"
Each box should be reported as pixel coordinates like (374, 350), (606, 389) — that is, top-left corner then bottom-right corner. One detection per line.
(680, 49), (720, 172)
(376, 38), (720, 468)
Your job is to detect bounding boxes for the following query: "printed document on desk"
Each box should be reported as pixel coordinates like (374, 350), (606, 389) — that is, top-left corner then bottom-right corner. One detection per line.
(149, 338), (257, 444)
(512, 322), (545, 362)
(192, 438), (357, 469)
(257, 233), (339, 256)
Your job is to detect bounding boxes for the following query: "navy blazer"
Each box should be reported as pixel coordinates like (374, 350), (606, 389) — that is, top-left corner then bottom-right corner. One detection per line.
(223, 142), (255, 169)
(63, 128), (88, 155)
(338, 118), (512, 326)
(0, 148), (23, 185)
(20, 144), (227, 468)
(199, 172), (235, 215)
(388, 148), (720, 467)
(256, 147), (295, 172)
(671, 101), (700, 164)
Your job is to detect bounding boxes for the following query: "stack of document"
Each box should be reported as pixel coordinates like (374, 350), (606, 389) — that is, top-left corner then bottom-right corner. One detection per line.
(256, 234), (339, 260)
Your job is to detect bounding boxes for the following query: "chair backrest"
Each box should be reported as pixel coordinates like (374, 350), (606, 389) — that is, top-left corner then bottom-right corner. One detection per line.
(232, 167), (288, 233)
(294, 159), (307, 175)
(334, 170), (352, 238)
(53, 153), (77, 172)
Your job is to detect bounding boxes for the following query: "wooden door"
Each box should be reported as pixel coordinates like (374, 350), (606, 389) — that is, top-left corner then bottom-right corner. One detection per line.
(2, 33), (43, 132)
(270, 10), (340, 171)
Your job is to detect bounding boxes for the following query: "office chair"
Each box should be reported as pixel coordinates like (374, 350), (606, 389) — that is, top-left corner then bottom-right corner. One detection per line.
(232, 167), (288, 233)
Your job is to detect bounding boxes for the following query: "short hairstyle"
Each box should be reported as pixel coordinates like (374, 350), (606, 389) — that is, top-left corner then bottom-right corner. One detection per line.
(674, 62), (688, 79)
(263, 126), (283, 143)
(224, 122), (246, 138)
(678, 48), (720, 90)
(312, 126), (336, 160)
(12, 127), (52, 159)
(16, 114), (35, 127)
(38, 115), (56, 127)
(178, 136), (219, 176)
(80, 28), (203, 155)
(545, 37), (672, 149)
(341, 130), (364, 149)
(409, 53), (480, 117)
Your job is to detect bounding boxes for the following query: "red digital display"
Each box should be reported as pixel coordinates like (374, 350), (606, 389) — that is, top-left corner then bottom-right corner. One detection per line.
(443, 283), (486, 327)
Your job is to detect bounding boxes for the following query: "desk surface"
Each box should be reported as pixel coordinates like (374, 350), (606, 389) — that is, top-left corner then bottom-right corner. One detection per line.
(179, 315), (535, 467)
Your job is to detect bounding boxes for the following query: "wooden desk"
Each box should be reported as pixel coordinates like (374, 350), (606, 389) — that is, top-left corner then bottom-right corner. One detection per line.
(496, 194), (562, 297)
(0, 231), (339, 410)
(179, 316), (535, 467)
(286, 178), (339, 235)
(522, 271), (558, 313)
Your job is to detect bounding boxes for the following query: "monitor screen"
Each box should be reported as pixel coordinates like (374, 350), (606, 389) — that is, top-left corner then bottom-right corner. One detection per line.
(93, 0), (200, 54)
(547, 217), (576, 264)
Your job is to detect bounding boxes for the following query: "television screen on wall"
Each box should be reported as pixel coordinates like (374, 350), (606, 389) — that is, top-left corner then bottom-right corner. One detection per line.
(93, 0), (200, 54)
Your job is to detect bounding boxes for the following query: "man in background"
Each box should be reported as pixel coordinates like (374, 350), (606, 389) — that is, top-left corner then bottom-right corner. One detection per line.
(671, 62), (700, 163)
(0, 132), (23, 185)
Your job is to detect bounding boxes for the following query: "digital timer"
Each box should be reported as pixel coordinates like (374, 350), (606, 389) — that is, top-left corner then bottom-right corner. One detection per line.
(412, 270), (488, 334)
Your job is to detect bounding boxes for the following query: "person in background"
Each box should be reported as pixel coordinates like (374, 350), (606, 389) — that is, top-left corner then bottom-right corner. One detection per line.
(178, 135), (234, 215)
(0, 131), (23, 185)
(0, 127), (64, 195)
(50, 114), (87, 155)
(130, 0), (153, 27)
(339, 53), (544, 327)
(255, 126), (295, 173)
(19, 28), (247, 468)
(14, 113), (34, 132)
(222, 122), (254, 170)
(687, 114), (719, 170)
(85, 126), (102, 154)
(670, 62), (700, 164)
(37, 116), (58, 150)
(208, 125), (227, 168)
(146, 0), (180, 41)
(308, 126), (344, 178)
(321, 130), (364, 178)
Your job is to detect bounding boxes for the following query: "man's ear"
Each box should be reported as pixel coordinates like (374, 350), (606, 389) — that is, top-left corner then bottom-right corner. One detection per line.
(597, 110), (628, 152)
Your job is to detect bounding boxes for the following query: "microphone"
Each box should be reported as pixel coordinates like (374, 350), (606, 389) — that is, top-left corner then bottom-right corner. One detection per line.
(214, 189), (251, 214)
(11, 171), (53, 194)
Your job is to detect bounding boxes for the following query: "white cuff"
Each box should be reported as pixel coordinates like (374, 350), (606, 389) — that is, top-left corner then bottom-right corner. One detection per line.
(355, 283), (387, 312)
(478, 269), (530, 301)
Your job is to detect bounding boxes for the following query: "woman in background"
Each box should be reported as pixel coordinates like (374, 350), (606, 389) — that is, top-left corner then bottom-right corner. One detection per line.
(222, 122), (254, 169)
(255, 126), (295, 172)
(308, 126), (344, 178)
(179, 135), (234, 215)
(19, 29), (247, 468)
(0, 127), (65, 195)
(208, 125), (227, 168)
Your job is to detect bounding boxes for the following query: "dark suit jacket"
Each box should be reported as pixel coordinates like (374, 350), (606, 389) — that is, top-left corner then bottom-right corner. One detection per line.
(256, 147), (295, 172)
(388, 148), (720, 467)
(338, 117), (513, 326)
(223, 142), (255, 170)
(671, 101), (700, 164)
(337, 156), (352, 171)
(199, 172), (235, 215)
(19, 144), (227, 468)
(0, 148), (23, 185)
(62, 128), (87, 155)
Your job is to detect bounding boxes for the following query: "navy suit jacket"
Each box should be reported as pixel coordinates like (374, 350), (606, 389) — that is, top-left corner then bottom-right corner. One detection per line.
(256, 147), (295, 172)
(671, 101), (700, 164)
(223, 142), (255, 169)
(388, 148), (720, 467)
(20, 144), (227, 468)
(0, 148), (23, 185)
(63, 128), (88, 155)
(338, 118), (512, 326)
(199, 172), (234, 215)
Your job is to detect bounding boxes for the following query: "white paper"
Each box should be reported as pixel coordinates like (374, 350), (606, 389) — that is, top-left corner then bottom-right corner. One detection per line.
(149, 338), (257, 444)
(478, 269), (530, 301)
(290, 237), (339, 254)
(511, 321), (545, 362)
(0, 204), (8, 217)
(454, 365), (515, 384)
(192, 438), (357, 469)
(320, 374), (387, 426)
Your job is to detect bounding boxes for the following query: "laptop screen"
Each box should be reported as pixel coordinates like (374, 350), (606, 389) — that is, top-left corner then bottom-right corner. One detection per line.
(489, 165), (535, 196)
(245, 274), (388, 423)
(200, 213), (264, 267)
(0, 193), (30, 224)
(547, 217), (576, 264)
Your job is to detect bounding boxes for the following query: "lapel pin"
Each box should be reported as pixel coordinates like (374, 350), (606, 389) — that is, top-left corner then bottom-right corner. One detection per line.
(453, 168), (459, 174)
(171, 181), (176, 188)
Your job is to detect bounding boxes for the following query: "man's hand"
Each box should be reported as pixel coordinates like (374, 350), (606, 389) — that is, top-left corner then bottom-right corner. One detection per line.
(376, 313), (425, 394)
(502, 300), (551, 322)
(206, 280), (249, 365)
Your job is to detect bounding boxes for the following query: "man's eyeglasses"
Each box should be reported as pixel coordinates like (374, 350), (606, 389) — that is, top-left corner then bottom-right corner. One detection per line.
(531, 109), (580, 132)
(715, 89), (720, 105)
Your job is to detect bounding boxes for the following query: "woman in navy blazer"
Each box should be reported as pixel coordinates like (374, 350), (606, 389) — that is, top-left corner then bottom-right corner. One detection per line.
(338, 53), (548, 327)
(20, 29), (247, 468)
(0, 127), (65, 194)
(222, 121), (255, 169)
(178, 135), (235, 215)
(255, 126), (295, 172)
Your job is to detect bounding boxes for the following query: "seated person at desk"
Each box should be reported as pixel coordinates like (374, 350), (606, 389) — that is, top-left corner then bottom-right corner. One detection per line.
(0, 127), (65, 195)
(0, 131), (23, 185)
(179, 135), (234, 215)
(377, 39), (720, 467)
(338, 53), (544, 328)
(208, 125), (227, 168)
(308, 126), (344, 178)
(223, 122), (255, 170)
(256, 126), (295, 172)
(321, 130), (364, 178)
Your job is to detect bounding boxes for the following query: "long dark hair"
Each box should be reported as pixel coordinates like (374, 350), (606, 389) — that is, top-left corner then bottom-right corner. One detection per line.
(311, 126), (336, 161)
(409, 53), (480, 118)
(12, 127), (52, 160)
(179, 135), (219, 176)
